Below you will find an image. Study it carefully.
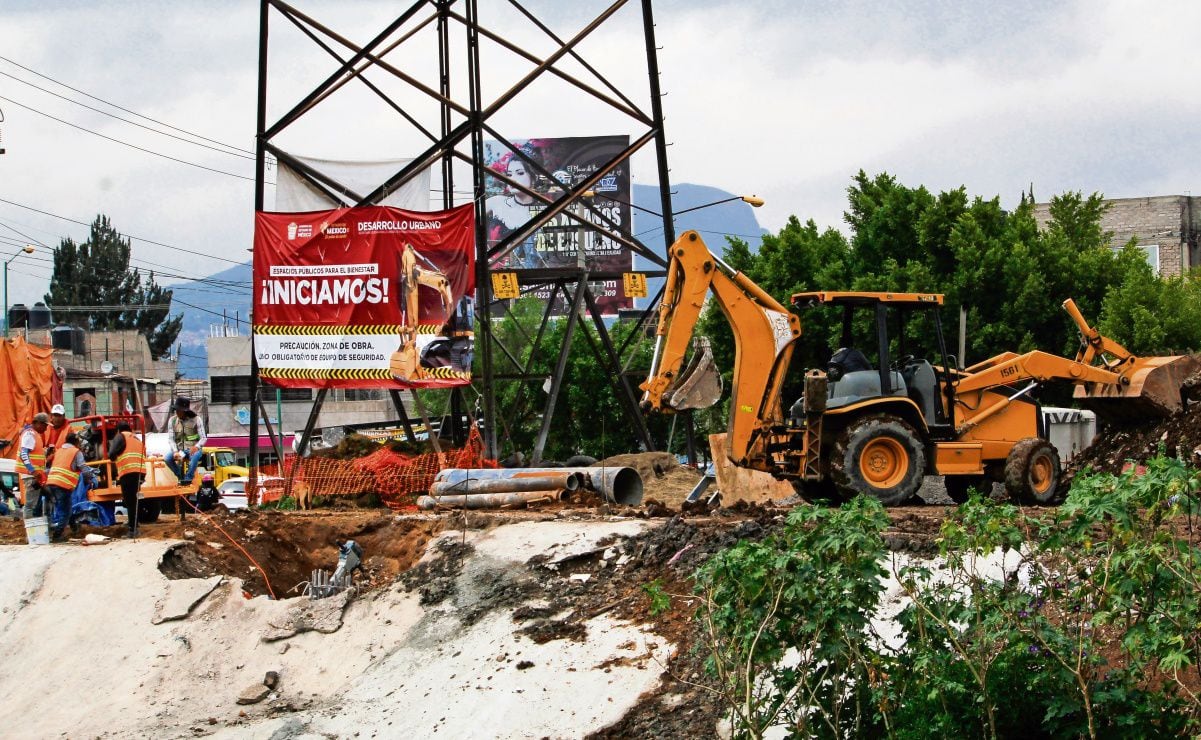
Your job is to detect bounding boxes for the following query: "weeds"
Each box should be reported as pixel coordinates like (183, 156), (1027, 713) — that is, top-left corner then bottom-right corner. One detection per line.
(678, 454), (1201, 738)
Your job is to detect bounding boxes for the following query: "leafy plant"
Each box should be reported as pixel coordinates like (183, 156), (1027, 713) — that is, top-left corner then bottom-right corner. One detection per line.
(693, 496), (890, 738)
(691, 455), (1201, 738)
(642, 579), (671, 616)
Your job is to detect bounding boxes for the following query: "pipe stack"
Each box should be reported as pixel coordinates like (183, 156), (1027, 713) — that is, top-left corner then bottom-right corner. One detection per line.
(429, 466), (644, 507)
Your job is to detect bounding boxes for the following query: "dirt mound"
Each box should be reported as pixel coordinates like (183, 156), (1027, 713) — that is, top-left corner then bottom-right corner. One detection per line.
(595, 451), (679, 480)
(1065, 401), (1201, 485)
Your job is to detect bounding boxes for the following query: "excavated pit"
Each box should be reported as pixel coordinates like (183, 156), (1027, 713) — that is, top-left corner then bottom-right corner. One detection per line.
(147, 509), (444, 597)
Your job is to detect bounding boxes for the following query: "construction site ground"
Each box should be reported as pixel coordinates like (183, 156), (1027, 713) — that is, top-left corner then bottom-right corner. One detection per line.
(0, 403), (1195, 739)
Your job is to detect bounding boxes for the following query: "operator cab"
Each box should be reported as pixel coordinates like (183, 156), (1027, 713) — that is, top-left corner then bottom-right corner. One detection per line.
(789, 291), (957, 431)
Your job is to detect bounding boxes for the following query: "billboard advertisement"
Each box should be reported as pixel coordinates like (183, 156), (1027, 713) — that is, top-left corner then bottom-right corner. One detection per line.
(484, 135), (634, 314)
(253, 204), (475, 389)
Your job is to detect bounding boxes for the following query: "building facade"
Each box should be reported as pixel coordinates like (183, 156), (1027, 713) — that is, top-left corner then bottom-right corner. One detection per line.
(206, 334), (405, 465)
(1034, 195), (1200, 277)
(28, 327), (177, 417)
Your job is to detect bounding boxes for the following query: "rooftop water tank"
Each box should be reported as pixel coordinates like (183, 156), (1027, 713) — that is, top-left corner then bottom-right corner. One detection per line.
(51, 324), (74, 350)
(28, 302), (51, 330)
(7, 303), (27, 330)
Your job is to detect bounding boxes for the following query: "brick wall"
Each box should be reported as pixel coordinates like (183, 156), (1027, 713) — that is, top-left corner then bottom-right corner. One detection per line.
(1033, 195), (1200, 277)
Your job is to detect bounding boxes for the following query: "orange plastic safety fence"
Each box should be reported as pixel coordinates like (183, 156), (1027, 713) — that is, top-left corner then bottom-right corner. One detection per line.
(254, 426), (496, 510)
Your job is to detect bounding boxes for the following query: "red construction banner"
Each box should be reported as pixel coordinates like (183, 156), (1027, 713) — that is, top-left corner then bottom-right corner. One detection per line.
(253, 204), (475, 389)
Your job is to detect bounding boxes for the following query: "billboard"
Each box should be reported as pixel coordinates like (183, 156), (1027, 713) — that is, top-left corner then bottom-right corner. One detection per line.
(484, 135), (634, 314)
(253, 204), (475, 389)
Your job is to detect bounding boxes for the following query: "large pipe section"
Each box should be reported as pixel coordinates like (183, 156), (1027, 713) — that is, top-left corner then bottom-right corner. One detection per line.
(417, 489), (565, 510)
(434, 466), (644, 506)
(429, 473), (582, 496)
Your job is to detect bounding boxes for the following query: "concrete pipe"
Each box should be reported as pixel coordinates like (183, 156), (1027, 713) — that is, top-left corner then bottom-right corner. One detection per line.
(435, 467), (643, 506)
(428, 475), (581, 496)
(416, 489), (565, 511)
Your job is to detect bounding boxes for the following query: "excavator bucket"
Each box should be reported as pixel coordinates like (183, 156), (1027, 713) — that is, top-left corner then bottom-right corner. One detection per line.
(665, 337), (724, 411)
(1074, 354), (1201, 422)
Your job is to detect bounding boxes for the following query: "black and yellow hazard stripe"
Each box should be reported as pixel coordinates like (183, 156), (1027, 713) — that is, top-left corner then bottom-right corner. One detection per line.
(253, 324), (403, 335)
(423, 367), (471, 380)
(260, 368), (394, 380)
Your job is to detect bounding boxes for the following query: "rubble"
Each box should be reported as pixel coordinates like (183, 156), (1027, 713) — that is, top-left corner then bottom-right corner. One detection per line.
(1064, 379), (1201, 485)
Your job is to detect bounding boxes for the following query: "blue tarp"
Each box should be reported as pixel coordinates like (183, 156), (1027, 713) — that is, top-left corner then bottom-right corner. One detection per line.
(69, 468), (115, 527)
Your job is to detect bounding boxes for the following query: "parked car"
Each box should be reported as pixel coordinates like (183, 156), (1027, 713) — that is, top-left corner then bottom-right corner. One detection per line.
(216, 475), (284, 510)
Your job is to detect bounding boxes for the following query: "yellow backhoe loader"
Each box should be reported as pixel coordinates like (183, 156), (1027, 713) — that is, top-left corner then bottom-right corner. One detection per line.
(642, 231), (1199, 505)
(390, 244), (474, 382)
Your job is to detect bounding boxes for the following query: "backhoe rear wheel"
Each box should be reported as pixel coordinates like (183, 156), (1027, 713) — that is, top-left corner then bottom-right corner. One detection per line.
(1004, 438), (1062, 505)
(831, 415), (926, 506)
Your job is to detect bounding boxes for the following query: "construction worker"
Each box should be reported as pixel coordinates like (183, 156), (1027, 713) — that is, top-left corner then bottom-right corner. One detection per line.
(45, 403), (70, 453)
(195, 473), (220, 512)
(45, 432), (96, 541)
(107, 420), (145, 538)
(166, 397), (206, 485)
(18, 412), (50, 519)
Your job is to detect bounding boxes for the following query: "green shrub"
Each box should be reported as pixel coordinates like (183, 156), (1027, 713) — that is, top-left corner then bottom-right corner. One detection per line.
(693, 455), (1201, 739)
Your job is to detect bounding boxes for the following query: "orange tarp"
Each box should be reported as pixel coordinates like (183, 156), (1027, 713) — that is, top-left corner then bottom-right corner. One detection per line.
(0, 336), (61, 458)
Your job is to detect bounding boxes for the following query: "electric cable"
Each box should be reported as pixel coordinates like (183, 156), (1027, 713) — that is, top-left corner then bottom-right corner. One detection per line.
(0, 197), (245, 264)
(0, 95), (258, 182)
(0, 53), (255, 156)
(0, 70), (256, 161)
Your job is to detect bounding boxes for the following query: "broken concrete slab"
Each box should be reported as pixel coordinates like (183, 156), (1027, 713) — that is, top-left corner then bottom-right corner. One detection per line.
(262, 591), (352, 642)
(152, 575), (223, 624)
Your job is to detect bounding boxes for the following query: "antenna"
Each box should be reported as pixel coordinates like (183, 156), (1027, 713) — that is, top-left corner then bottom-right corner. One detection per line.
(100, 360), (115, 374)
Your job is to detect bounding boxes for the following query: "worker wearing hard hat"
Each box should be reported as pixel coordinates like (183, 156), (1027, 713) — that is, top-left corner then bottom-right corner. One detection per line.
(45, 404), (71, 452)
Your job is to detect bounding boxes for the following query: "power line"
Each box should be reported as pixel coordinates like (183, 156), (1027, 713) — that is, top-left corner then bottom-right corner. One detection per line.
(0, 53), (255, 157)
(45, 304), (171, 311)
(0, 230), (251, 293)
(0, 94), (259, 183)
(0, 197), (245, 264)
(0, 70), (257, 162)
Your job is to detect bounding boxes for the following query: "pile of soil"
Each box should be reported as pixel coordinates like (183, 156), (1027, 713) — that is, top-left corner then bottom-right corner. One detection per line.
(1064, 401), (1201, 485)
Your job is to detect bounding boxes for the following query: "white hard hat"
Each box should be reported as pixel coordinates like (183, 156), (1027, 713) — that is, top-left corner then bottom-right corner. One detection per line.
(51, 404), (66, 415)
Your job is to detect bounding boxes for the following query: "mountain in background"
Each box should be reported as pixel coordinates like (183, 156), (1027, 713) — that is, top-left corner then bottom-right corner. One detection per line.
(168, 183), (768, 378)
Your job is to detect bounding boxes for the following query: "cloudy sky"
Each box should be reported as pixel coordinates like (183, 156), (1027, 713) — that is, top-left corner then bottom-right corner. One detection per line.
(1, 0), (1197, 325)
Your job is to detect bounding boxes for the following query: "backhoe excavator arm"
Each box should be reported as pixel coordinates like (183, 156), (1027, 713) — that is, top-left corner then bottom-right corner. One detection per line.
(641, 231), (801, 465)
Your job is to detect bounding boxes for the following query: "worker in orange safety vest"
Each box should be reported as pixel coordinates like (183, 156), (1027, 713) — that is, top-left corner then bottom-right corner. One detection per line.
(45, 432), (96, 541)
(107, 421), (146, 538)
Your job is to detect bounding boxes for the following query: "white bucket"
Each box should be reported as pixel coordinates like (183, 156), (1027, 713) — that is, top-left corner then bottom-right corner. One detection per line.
(24, 515), (50, 546)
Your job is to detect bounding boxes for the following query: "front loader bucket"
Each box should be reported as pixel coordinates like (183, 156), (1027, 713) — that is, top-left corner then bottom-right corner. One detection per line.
(665, 337), (723, 411)
(1075, 354), (1201, 422)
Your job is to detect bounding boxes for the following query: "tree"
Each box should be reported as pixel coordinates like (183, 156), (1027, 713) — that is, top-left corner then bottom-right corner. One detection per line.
(44, 214), (183, 358)
(690, 173), (1190, 415)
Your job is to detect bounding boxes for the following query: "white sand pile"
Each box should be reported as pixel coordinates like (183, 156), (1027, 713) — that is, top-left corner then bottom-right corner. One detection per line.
(0, 520), (672, 738)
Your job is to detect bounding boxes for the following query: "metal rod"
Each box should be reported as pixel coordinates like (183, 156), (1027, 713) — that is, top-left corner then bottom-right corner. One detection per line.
(531, 277), (587, 465)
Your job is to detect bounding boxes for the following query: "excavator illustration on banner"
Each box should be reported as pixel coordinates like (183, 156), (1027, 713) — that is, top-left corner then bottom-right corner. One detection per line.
(389, 244), (474, 382)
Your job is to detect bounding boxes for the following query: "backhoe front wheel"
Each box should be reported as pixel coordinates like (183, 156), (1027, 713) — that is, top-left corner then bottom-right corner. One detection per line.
(1005, 438), (1062, 505)
(831, 415), (926, 506)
